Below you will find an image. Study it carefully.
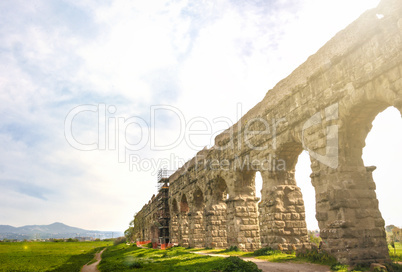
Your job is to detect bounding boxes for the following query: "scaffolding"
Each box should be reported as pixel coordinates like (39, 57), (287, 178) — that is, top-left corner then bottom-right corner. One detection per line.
(156, 169), (172, 246)
(157, 169), (174, 186)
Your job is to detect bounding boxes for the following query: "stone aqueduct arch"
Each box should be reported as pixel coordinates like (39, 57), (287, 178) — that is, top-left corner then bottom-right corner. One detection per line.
(136, 0), (402, 264)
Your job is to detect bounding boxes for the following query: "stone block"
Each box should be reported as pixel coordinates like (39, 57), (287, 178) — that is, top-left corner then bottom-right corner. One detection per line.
(374, 218), (385, 228)
(355, 209), (372, 219)
(315, 212), (328, 221)
(249, 218), (257, 224)
(235, 207), (247, 213)
(295, 205), (306, 213)
(291, 213), (300, 220)
(240, 225), (259, 231)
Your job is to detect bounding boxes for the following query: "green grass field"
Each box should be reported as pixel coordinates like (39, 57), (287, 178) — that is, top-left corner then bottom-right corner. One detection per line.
(0, 241), (110, 272)
(0, 241), (401, 272)
(197, 247), (294, 262)
(389, 242), (402, 262)
(186, 245), (402, 272)
(98, 244), (263, 272)
(98, 244), (226, 272)
(98, 245), (359, 272)
(199, 247), (334, 262)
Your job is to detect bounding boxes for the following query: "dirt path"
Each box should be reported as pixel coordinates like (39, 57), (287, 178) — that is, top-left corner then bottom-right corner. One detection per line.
(81, 248), (106, 272)
(193, 252), (331, 272)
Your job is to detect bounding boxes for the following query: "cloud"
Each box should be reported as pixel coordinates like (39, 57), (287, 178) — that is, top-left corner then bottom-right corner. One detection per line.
(0, 179), (52, 201)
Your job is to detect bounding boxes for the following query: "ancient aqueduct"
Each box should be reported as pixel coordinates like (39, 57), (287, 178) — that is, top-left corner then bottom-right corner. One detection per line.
(134, 0), (402, 264)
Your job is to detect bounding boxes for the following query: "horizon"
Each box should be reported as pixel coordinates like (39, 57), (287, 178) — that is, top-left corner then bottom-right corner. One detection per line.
(1, 0), (401, 232)
(0, 222), (122, 232)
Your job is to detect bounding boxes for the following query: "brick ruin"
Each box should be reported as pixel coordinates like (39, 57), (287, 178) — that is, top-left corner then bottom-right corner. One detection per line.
(133, 0), (402, 264)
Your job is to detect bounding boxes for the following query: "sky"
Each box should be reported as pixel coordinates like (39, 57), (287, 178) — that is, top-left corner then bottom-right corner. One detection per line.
(1, 0), (400, 233)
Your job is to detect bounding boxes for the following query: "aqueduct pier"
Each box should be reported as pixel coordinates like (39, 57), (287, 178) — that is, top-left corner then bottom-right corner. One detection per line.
(134, 0), (402, 264)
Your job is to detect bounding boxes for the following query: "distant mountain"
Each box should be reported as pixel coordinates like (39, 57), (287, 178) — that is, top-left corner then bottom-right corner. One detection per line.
(0, 225), (17, 233)
(10, 222), (87, 234)
(0, 222), (123, 241)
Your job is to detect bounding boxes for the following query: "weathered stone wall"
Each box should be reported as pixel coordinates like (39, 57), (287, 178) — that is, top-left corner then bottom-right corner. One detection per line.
(135, 0), (402, 264)
(134, 195), (160, 244)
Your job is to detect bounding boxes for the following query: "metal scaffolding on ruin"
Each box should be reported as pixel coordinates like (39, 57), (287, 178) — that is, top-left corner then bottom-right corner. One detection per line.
(156, 169), (173, 245)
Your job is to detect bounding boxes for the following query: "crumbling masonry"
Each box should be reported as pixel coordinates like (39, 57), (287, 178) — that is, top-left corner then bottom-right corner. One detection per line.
(133, 0), (402, 264)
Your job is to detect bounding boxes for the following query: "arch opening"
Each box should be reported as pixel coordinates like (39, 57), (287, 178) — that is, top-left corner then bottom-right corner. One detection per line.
(295, 150), (319, 246)
(255, 171), (263, 204)
(213, 177), (228, 202)
(180, 194), (189, 214)
(362, 106), (402, 232)
(343, 101), (391, 166)
(170, 198), (180, 245)
(295, 150), (317, 230)
(172, 198), (179, 214)
(178, 194), (190, 247)
(193, 187), (204, 210)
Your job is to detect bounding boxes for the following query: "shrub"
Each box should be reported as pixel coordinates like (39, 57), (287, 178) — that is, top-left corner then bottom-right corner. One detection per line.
(217, 256), (262, 272)
(113, 236), (126, 246)
(330, 263), (348, 271)
(296, 247), (337, 265)
(227, 246), (240, 252)
(144, 242), (153, 248)
(384, 262), (402, 272)
(308, 231), (322, 247)
(253, 247), (281, 256)
(128, 261), (143, 268)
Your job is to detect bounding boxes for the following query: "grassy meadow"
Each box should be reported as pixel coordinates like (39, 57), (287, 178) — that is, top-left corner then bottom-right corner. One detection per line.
(98, 243), (402, 272)
(0, 240), (401, 272)
(99, 244), (235, 272)
(0, 240), (110, 272)
(389, 242), (402, 262)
